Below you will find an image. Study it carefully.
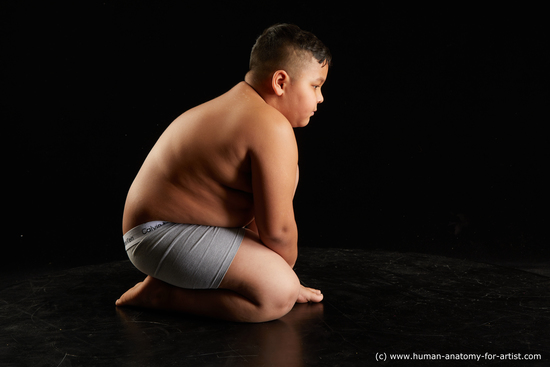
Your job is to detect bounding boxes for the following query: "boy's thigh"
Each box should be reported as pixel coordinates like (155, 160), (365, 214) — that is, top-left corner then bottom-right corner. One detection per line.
(219, 229), (299, 302)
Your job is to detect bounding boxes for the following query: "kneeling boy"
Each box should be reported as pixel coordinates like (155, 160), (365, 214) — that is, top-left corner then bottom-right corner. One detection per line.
(116, 24), (331, 322)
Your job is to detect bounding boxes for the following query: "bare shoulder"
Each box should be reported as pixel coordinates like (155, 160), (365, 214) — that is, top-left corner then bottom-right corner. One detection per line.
(233, 90), (296, 153)
(173, 82), (297, 159)
(249, 113), (294, 147)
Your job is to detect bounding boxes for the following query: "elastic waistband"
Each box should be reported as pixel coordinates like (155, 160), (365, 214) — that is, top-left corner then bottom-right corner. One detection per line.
(123, 221), (170, 251)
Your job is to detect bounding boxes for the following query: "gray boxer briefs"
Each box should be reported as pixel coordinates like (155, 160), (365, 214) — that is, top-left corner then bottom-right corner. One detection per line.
(123, 221), (244, 289)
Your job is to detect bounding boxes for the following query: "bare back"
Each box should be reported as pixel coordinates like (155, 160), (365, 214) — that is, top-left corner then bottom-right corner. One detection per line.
(122, 82), (298, 234)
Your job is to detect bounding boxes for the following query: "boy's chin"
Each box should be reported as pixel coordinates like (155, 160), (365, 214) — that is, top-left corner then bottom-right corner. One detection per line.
(293, 118), (311, 128)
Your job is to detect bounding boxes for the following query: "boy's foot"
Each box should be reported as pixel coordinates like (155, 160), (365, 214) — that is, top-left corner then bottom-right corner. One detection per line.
(116, 276), (170, 309)
(296, 285), (323, 303)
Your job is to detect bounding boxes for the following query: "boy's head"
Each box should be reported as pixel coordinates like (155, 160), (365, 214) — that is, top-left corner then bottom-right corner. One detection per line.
(248, 24), (332, 84)
(247, 24), (331, 127)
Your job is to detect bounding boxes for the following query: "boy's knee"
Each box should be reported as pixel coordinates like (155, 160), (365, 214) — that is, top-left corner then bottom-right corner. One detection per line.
(260, 275), (300, 321)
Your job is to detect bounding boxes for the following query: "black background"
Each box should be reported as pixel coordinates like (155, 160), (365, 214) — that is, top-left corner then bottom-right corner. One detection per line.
(5, 2), (548, 274)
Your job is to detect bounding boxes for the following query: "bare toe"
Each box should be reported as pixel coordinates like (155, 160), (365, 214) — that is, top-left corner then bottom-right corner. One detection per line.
(116, 282), (144, 307)
(116, 276), (164, 308)
(296, 285), (323, 303)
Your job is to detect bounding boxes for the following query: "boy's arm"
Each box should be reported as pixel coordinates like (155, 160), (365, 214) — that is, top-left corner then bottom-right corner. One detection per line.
(246, 166), (299, 236)
(249, 117), (299, 267)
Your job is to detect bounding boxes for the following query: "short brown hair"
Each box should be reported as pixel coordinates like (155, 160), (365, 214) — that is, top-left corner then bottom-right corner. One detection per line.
(249, 24), (331, 82)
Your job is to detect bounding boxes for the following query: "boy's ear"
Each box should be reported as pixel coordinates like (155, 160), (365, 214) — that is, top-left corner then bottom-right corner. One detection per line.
(271, 70), (290, 96)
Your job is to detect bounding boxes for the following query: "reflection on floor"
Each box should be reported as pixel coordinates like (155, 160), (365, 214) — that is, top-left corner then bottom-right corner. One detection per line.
(1, 248), (549, 366)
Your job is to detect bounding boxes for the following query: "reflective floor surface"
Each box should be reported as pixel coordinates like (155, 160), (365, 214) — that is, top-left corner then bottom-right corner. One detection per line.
(1, 248), (549, 366)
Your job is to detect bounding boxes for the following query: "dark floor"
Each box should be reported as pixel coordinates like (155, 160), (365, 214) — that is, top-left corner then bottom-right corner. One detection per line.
(1, 248), (549, 366)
